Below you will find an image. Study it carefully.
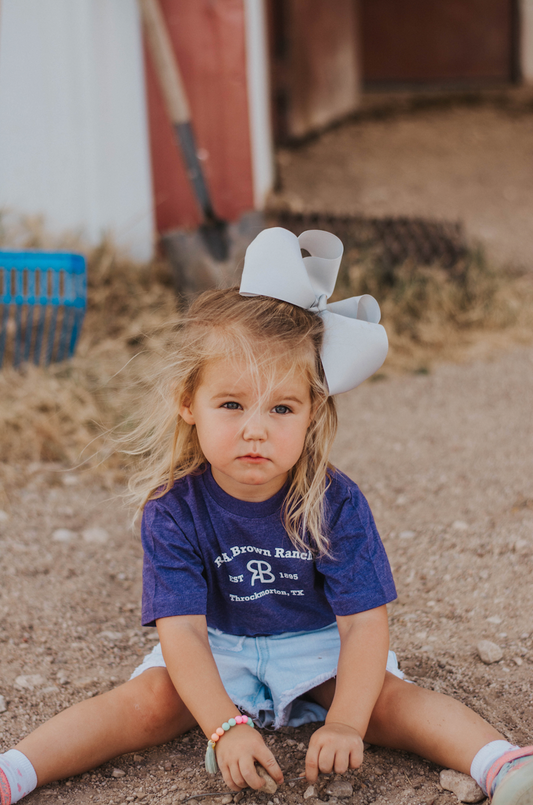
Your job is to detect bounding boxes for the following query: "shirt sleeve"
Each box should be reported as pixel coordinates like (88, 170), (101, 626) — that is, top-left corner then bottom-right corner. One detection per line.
(316, 484), (397, 616)
(141, 499), (208, 627)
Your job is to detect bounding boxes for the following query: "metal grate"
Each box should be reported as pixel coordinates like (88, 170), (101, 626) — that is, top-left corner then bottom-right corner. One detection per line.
(273, 211), (468, 271)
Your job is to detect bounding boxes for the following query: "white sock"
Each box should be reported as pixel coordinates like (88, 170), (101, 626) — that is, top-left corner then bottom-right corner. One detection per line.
(0, 750), (38, 804)
(470, 740), (519, 795)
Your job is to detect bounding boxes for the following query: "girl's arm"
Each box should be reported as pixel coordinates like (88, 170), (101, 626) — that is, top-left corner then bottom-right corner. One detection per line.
(305, 604), (389, 781)
(156, 615), (283, 791)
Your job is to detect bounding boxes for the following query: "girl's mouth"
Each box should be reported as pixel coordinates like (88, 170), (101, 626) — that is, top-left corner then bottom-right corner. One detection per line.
(239, 455), (268, 462)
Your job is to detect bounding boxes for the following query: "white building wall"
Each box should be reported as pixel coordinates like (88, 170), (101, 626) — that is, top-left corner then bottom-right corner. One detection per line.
(0, 0), (154, 260)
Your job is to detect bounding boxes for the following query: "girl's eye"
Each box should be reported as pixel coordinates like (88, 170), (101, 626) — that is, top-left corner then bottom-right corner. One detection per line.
(273, 405), (291, 414)
(222, 401), (241, 410)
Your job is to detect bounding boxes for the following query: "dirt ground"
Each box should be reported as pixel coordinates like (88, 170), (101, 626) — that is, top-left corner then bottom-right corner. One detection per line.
(1, 100), (533, 805)
(274, 92), (533, 272)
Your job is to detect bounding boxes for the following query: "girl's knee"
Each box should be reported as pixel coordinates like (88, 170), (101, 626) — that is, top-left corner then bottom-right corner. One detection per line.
(121, 669), (188, 739)
(370, 672), (411, 727)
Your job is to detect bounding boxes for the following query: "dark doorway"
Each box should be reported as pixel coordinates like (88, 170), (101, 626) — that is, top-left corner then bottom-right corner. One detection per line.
(360, 0), (518, 88)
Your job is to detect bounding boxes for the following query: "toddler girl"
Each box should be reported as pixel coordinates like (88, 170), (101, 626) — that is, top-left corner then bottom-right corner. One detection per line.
(1, 228), (532, 805)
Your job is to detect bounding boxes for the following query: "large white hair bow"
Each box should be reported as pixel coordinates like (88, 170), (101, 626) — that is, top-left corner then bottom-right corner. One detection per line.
(240, 227), (388, 395)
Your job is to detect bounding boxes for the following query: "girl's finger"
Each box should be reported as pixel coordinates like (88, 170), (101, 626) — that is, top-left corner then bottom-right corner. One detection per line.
(238, 758), (267, 791)
(305, 744), (320, 782)
(349, 744), (364, 770)
(226, 762), (247, 791)
(220, 772), (240, 792)
(254, 746), (284, 784)
(333, 748), (350, 775)
(218, 760), (245, 792)
(317, 745), (336, 775)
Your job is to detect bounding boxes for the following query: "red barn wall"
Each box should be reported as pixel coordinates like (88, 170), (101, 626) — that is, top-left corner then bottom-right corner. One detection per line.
(144, 0), (254, 234)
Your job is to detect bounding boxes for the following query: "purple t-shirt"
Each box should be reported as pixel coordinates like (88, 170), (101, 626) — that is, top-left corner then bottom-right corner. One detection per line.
(141, 465), (396, 636)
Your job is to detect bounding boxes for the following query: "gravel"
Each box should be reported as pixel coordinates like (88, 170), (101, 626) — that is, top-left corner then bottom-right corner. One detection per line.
(1, 344), (532, 805)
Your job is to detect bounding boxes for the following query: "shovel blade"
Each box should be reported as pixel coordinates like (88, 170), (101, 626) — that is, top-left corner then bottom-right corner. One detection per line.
(162, 211), (264, 302)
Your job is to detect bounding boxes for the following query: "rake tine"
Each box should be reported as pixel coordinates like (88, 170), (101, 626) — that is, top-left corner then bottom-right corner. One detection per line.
(56, 305), (73, 363)
(23, 305), (35, 363)
(12, 263), (24, 368)
(68, 308), (83, 358)
(13, 304), (24, 368)
(34, 304), (47, 366)
(44, 267), (61, 365)
(23, 267), (36, 362)
(45, 305), (59, 366)
(0, 305), (9, 369)
(67, 258), (86, 358)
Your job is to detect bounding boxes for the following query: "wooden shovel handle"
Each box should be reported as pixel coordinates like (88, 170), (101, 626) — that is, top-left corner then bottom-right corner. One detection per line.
(138, 0), (190, 125)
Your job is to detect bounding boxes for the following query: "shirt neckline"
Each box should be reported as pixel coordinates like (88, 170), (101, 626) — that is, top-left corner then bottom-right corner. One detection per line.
(201, 465), (288, 518)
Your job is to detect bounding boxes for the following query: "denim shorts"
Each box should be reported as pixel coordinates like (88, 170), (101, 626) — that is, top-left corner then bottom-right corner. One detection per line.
(130, 622), (404, 729)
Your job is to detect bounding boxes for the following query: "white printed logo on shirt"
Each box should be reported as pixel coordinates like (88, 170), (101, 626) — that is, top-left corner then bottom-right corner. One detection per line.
(247, 560), (275, 586)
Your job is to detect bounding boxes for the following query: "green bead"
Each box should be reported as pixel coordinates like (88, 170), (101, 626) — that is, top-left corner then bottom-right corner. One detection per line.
(228, 718), (236, 727)
(222, 722), (230, 731)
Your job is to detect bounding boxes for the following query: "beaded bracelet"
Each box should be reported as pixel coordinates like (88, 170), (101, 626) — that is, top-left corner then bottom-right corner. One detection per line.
(205, 715), (255, 774)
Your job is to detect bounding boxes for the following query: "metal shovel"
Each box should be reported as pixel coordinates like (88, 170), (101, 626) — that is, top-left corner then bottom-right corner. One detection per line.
(139, 0), (263, 297)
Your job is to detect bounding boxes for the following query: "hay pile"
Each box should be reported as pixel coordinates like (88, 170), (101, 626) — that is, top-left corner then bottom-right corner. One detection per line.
(1, 219), (532, 489)
(337, 246), (533, 374)
(0, 233), (178, 488)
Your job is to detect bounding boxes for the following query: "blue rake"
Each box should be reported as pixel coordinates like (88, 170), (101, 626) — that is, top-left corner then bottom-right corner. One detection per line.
(0, 251), (87, 369)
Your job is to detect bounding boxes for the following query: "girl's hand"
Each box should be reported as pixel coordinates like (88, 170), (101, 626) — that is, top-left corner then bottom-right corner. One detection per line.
(215, 726), (284, 791)
(305, 722), (364, 782)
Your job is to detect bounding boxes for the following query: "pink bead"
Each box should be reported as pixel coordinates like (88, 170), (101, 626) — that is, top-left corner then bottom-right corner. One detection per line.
(216, 727), (225, 736)
(235, 715), (243, 724)
(211, 733), (219, 742)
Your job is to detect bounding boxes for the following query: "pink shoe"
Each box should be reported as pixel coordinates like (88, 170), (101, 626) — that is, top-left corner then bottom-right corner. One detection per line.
(487, 746), (533, 805)
(0, 768), (11, 805)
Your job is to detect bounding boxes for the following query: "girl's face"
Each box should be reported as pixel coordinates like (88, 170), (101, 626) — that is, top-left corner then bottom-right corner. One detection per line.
(179, 355), (313, 502)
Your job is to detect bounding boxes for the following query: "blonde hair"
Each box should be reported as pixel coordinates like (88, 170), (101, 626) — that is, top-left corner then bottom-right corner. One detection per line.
(126, 288), (338, 555)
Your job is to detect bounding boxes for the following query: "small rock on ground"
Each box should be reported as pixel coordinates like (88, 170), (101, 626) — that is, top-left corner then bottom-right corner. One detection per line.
(15, 674), (46, 690)
(255, 764), (277, 793)
(325, 780), (354, 798)
(52, 528), (77, 542)
(303, 784), (316, 799)
(477, 640), (503, 664)
(0, 695), (6, 712)
(82, 527), (109, 544)
(440, 769), (485, 802)
(41, 686), (60, 695)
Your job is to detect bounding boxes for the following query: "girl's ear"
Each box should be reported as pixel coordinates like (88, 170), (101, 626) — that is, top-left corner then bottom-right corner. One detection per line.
(179, 399), (195, 425)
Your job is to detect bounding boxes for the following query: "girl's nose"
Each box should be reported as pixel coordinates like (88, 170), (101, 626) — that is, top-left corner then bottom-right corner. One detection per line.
(242, 414), (267, 441)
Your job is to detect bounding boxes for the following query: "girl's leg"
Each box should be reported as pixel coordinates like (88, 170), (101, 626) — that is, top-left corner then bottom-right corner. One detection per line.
(365, 673), (504, 773)
(14, 668), (195, 787)
(309, 672), (504, 774)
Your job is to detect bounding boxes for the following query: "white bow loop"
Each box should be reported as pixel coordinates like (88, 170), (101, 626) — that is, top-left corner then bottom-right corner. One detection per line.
(240, 227), (388, 394)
